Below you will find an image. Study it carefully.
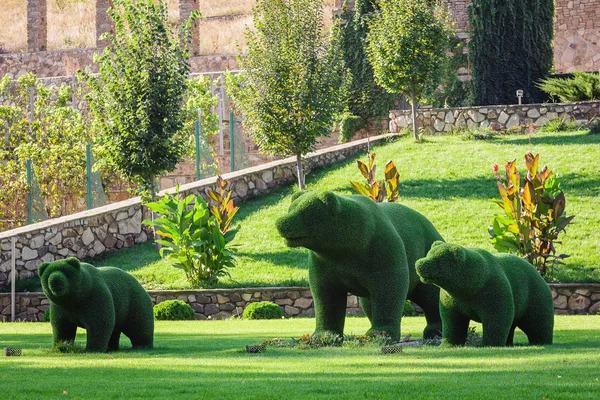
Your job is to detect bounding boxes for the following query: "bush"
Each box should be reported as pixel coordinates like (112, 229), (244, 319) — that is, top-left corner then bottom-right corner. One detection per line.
(460, 127), (499, 141)
(403, 300), (415, 317)
(538, 72), (600, 103)
(243, 301), (284, 320)
(338, 113), (365, 143)
(541, 118), (580, 133)
(143, 182), (238, 287)
(154, 300), (195, 321)
(490, 153), (575, 277)
(0, 276), (42, 293)
(588, 120), (600, 135)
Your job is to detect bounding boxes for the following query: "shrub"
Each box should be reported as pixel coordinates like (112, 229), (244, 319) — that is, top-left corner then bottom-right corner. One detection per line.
(338, 113), (365, 144)
(154, 300), (195, 321)
(588, 120), (600, 135)
(350, 151), (400, 203)
(538, 72), (600, 103)
(403, 300), (415, 317)
(243, 301), (284, 320)
(489, 153), (575, 277)
(540, 118), (580, 133)
(143, 184), (237, 287)
(461, 127), (499, 141)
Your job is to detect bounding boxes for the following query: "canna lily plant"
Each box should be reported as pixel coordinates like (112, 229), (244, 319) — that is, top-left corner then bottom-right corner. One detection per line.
(489, 153), (574, 277)
(350, 151), (400, 203)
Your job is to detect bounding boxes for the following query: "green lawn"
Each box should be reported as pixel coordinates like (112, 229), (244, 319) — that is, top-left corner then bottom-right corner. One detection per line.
(1, 316), (599, 399)
(92, 130), (600, 288)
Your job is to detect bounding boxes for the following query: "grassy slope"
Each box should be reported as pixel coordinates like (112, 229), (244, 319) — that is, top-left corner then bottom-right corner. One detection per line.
(1, 316), (600, 399)
(92, 130), (600, 288)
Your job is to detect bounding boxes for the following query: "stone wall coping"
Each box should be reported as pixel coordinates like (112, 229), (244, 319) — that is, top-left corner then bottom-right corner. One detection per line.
(390, 100), (600, 115)
(3, 282), (598, 298)
(0, 133), (392, 240)
(0, 49), (237, 60)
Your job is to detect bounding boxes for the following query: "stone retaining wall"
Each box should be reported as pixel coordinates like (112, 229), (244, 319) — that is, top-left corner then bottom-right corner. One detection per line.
(2, 283), (598, 322)
(0, 50), (238, 79)
(0, 134), (391, 289)
(389, 101), (600, 134)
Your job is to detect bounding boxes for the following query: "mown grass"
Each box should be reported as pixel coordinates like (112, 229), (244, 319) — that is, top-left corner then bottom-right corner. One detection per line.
(92, 130), (600, 288)
(1, 316), (599, 399)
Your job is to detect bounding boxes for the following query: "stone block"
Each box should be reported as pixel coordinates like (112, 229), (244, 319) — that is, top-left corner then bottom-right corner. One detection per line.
(204, 304), (219, 315)
(284, 305), (300, 316)
(568, 293), (591, 311)
(527, 109), (541, 118)
(220, 303), (235, 311)
(241, 293), (253, 302)
(217, 295), (230, 304)
(554, 295), (568, 309)
(81, 228), (94, 246)
(294, 297), (313, 309)
(275, 299), (293, 306)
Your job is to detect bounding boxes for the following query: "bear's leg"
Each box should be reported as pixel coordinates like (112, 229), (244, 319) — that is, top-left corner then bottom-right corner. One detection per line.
(82, 312), (115, 352)
(366, 290), (403, 342)
(358, 297), (373, 321)
(409, 283), (442, 339)
(107, 331), (121, 352)
(506, 326), (516, 346)
(311, 277), (347, 337)
(480, 311), (513, 347)
(123, 319), (154, 349)
(440, 305), (470, 346)
(518, 317), (554, 345)
(52, 311), (77, 347)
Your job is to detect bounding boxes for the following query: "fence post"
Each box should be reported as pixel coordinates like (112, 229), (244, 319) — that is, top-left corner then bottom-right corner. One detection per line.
(10, 236), (16, 322)
(86, 144), (92, 209)
(195, 109), (202, 181)
(26, 160), (33, 224)
(230, 111), (235, 172)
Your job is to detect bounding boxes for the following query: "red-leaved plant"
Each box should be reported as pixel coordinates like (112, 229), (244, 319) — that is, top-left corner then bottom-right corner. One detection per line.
(350, 152), (400, 203)
(489, 153), (574, 278)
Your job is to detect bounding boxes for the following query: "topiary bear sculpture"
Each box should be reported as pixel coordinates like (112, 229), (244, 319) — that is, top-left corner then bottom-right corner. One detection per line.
(276, 190), (444, 342)
(38, 257), (154, 352)
(416, 241), (554, 346)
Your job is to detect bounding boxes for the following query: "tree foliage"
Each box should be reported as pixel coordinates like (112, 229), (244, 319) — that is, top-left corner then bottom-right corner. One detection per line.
(0, 73), (96, 229)
(334, 0), (397, 141)
(366, 0), (453, 140)
(468, 0), (554, 106)
(538, 72), (600, 103)
(227, 0), (348, 190)
(81, 0), (199, 198)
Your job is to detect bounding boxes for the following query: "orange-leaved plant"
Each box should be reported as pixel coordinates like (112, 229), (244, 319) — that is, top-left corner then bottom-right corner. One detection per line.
(350, 152), (400, 203)
(207, 176), (239, 238)
(489, 153), (574, 278)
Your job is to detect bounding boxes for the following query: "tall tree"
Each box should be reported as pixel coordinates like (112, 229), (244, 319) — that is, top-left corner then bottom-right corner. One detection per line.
(366, 0), (453, 141)
(82, 0), (199, 200)
(334, 0), (396, 140)
(469, 0), (554, 105)
(228, 0), (348, 190)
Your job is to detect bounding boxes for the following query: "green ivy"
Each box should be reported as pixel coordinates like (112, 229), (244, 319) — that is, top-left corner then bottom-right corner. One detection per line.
(468, 0), (554, 105)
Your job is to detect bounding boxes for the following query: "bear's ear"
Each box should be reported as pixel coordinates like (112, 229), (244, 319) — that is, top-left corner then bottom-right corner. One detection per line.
(290, 191), (305, 203)
(37, 262), (50, 277)
(453, 245), (467, 264)
(65, 257), (81, 269)
(431, 241), (445, 249)
(321, 191), (341, 215)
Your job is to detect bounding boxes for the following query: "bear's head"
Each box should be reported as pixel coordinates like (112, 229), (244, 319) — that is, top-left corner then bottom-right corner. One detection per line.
(38, 257), (84, 302)
(416, 241), (480, 295)
(276, 191), (343, 252)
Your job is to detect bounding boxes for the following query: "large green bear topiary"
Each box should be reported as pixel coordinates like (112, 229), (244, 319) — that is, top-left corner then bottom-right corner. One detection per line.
(38, 257), (154, 352)
(276, 191), (444, 342)
(416, 242), (554, 346)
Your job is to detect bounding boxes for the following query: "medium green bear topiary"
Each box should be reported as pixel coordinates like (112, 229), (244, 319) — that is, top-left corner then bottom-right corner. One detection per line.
(38, 257), (154, 352)
(154, 300), (195, 320)
(416, 241), (554, 346)
(243, 301), (285, 320)
(276, 191), (444, 342)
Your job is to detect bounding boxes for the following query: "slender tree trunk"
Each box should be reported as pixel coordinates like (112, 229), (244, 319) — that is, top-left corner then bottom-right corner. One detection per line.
(410, 84), (419, 141)
(296, 153), (305, 190)
(150, 175), (161, 251)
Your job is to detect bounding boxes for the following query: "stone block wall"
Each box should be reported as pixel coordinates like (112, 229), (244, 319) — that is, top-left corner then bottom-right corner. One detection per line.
(0, 134), (391, 289)
(554, 0), (600, 73)
(2, 283), (598, 322)
(389, 101), (600, 134)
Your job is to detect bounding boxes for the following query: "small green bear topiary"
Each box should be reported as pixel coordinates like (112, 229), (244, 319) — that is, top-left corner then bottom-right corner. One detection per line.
(243, 301), (284, 320)
(154, 300), (195, 320)
(416, 241), (554, 347)
(276, 191), (444, 342)
(38, 257), (154, 352)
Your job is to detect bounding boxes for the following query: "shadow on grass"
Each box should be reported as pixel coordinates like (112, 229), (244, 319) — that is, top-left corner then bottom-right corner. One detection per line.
(502, 131), (600, 146)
